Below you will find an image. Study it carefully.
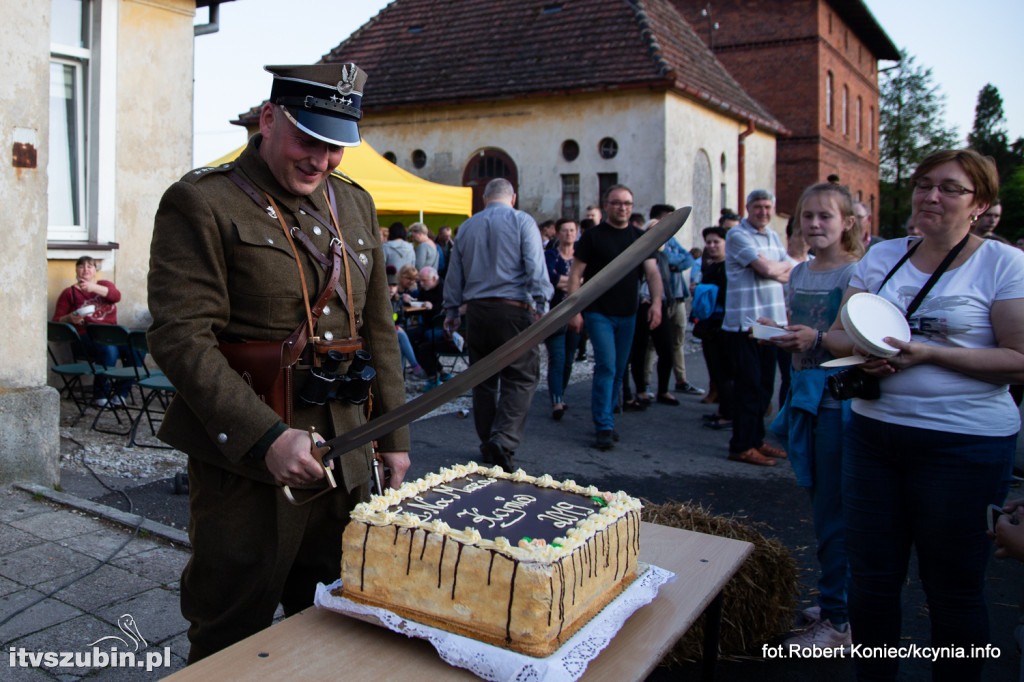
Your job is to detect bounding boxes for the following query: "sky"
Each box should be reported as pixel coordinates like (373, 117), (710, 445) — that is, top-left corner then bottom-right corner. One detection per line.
(192, 0), (1022, 166)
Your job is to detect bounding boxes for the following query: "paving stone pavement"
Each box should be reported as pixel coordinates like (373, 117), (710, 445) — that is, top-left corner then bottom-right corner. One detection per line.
(0, 487), (190, 679)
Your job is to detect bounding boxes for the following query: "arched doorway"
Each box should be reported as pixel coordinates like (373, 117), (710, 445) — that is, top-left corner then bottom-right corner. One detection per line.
(692, 150), (713, 246)
(462, 149), (518, 214)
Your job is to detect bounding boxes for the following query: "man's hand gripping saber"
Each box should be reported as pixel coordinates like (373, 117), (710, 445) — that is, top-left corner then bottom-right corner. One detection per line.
(284, 207), (692, 505)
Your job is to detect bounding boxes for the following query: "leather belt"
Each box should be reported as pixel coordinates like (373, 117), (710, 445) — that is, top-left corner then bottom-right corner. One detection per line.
(474, 297), (529, 310)
(317, 207), (692, 465)
(295, 337), (363, 370)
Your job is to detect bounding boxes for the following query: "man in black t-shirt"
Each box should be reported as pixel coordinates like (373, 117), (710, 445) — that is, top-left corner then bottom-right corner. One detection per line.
(567, 185), (663, 450)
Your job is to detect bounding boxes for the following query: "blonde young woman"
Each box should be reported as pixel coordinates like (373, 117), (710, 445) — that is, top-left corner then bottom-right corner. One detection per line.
(825, 149), (1024, 681)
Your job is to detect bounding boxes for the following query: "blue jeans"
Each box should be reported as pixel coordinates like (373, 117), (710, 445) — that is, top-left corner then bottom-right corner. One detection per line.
(843, 412), (1015, 681)
(544, 327), (579, 405)
(395, 328), (417, 370)
(583, 312), (635, 431)
(809, 406), (848, 626)
(73, 336), (142, 399)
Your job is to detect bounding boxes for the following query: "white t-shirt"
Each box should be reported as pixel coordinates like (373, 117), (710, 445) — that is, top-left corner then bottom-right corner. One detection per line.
(850, 237), (1024, 436)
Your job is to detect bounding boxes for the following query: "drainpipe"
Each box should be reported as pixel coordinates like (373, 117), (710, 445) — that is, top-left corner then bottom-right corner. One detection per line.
(737, 119), (755, 217)
(194, 3), (222, 36)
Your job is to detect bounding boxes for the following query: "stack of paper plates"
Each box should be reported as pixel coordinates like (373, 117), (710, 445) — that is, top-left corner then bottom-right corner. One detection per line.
(840, 293), (911, 358)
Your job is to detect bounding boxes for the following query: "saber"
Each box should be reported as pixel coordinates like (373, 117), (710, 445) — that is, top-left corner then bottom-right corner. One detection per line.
(318, 206), (691, 465)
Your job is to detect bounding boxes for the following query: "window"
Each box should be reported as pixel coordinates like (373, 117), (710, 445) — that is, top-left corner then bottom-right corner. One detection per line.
(856, 96), (863, 145)
(561, 174), (580, 220)
(383, 151), (397, 164)
(825, 72), (834, 128)
(49, 0), (90, 241)
(598, 137), (618, 159)
(868, 106), (875, 151)
(561, 139), (579, 162)
(597, 173), (618, 204)
(412, 149), (427, 169)
(842, 85), (849, 136)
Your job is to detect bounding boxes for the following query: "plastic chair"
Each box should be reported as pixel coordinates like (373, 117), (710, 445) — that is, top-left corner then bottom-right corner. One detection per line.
(46, 321), (98, 417)
(126, 331), (176, 449)
(85, 324), (157, 434)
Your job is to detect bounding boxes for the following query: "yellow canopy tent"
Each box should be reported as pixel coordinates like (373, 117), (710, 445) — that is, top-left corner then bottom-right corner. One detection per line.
(207, 137), (472, 229)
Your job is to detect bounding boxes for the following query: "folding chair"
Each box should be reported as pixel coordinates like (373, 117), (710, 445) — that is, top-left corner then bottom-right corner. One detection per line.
(430, 316), (469, 376)
(126, 331), (176, 449)
(85, 324), (159, 435)
(46, 321), (98, 418)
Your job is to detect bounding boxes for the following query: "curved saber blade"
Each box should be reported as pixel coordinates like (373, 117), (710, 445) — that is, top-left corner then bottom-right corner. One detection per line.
(320, 206), (692, 464)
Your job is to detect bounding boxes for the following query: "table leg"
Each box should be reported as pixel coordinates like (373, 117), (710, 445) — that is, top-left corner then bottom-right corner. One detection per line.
(701, 591), (724, 682)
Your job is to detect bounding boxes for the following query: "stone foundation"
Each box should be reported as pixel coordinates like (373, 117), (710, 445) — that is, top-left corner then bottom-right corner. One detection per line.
(0, 386), (60, 488)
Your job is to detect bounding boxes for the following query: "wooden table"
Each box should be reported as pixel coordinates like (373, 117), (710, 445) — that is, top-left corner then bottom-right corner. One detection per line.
(165, 523), (752, 682)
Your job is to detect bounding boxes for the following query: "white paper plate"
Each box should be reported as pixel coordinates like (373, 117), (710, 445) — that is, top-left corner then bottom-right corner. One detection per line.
(74, 304), (95, 316)
(751, 323), (788, 340)
(820, 355), (866, 368)
(841, 293), (910, 358)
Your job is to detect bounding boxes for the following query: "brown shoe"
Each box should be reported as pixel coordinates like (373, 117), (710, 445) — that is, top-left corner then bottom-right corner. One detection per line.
(728, 448), (777, 466)
(758, 442), (788, 459)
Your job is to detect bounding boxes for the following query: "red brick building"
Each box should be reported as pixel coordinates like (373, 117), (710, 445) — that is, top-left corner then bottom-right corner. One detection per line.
(673, 0), (898, 227)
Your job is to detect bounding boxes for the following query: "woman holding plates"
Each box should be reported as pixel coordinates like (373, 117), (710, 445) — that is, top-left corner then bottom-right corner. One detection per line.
(825, 149), (1024, 681)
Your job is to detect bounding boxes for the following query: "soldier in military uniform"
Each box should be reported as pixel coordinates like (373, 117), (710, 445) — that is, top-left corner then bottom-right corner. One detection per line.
(148, 63), (410, 662)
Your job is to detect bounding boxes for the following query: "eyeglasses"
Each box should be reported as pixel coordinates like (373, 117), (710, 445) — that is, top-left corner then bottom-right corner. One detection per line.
(607, 201), (633, 207)
(913, 180), (974, 197)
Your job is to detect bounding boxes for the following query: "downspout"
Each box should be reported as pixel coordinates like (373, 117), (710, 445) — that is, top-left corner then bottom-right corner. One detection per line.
(194, 3), (222, 36)
(737, 119), (755, 217)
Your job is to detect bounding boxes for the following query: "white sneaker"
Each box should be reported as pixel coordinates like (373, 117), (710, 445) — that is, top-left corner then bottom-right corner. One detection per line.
(783, 619), (851, 651)
(93, 398), (109, 407)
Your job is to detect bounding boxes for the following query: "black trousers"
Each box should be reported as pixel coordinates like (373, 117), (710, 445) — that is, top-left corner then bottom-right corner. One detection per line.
(466, 300), (539, 452)
(725, 330), (776, 453)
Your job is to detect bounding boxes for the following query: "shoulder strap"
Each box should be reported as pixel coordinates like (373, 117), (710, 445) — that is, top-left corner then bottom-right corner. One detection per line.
(877, 234), (970, 320)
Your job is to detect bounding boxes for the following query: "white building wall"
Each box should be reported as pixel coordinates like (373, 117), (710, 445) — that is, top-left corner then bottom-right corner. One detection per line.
(361, 90), (777, 250)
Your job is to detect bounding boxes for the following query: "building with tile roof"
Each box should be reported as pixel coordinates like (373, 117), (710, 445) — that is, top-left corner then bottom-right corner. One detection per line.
(236, 0), (789, 246)
(673, 0), (899, 227)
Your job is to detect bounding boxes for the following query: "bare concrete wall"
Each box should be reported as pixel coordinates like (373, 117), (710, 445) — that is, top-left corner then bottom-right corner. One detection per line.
(0, 0), (59, 486)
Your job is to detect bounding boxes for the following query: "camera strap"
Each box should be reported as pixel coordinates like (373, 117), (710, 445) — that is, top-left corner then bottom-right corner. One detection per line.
(876, 233), (970, 321)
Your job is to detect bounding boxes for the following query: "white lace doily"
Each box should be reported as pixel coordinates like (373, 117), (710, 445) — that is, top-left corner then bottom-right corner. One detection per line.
(315, 563), (675, 682)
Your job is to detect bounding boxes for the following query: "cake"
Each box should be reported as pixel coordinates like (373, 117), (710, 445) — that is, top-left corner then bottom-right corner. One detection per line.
(338, 462), (642, 656)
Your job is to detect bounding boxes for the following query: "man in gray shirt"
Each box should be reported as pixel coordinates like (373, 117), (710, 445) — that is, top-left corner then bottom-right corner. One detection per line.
(443, 178), (553, 471)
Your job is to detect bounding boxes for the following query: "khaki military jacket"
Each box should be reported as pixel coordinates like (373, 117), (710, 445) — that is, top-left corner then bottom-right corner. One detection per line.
(148, 135), (409, 490)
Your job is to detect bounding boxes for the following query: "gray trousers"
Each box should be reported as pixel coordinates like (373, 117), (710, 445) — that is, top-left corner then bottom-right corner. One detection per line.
(465, 299), (539, 452)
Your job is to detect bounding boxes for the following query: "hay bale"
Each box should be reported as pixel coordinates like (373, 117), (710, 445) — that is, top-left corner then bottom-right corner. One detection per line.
(641, 500), (798, 665)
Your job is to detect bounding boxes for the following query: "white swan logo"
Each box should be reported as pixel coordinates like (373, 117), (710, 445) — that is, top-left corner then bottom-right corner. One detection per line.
(88, 614), (148, 651)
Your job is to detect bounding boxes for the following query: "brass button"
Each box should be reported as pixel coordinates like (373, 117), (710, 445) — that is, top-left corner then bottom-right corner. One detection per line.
(324, 331), (334, 341)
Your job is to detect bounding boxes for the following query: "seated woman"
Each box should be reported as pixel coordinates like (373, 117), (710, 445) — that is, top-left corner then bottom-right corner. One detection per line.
(52, 255), (137, 405)
(386, 266), (423, 377)
(825, 149), (1024, 681)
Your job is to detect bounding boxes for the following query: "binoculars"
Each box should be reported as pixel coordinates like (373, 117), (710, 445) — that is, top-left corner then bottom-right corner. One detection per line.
(299, 349), (376, 406)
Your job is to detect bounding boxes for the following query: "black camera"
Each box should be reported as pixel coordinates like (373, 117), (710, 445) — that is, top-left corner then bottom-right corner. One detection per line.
(298, 349), (376, 406)
(827, 367), (880, 401)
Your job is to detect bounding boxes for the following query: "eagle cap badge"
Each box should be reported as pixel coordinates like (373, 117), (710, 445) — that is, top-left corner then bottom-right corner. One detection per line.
(337, 64), (357, 95)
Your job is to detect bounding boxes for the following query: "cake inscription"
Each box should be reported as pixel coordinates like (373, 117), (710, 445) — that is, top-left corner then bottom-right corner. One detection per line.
(456, 494), (536, 528)
(536, 501), (598, 528)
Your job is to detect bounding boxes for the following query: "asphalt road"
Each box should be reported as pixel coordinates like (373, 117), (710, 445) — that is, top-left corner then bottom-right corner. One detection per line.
(84, 359), (1024, 681)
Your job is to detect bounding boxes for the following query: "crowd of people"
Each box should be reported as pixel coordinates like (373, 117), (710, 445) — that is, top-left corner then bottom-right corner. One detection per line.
(48, 71), (1021, 676)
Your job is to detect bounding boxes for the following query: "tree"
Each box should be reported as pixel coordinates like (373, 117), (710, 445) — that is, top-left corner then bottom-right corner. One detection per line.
(967, 84), (1023, 185)
(878, 50), (959, 237)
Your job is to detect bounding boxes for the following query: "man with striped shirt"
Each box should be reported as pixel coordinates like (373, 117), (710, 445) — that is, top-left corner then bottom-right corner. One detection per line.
(721, 189), (792, 466)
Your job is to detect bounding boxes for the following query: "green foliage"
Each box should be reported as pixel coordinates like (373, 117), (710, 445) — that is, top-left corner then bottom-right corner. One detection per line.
(968, 84), (1023, 183)
(1002, 166), (1024, 244)
(878, 50), (959, 237)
